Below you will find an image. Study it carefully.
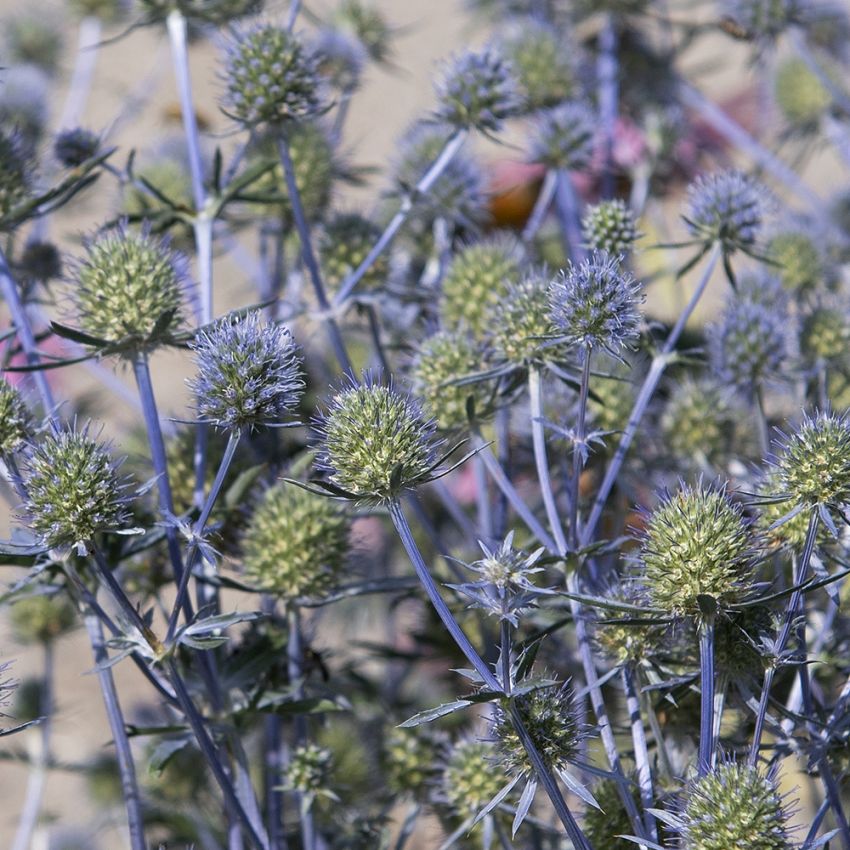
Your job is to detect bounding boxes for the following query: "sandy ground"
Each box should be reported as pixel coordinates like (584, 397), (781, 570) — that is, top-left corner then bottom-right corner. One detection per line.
(0, 0), (845, 846)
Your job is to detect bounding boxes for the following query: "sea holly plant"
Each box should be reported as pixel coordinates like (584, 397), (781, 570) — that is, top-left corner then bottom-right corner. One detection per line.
(5, 1), (850, 849)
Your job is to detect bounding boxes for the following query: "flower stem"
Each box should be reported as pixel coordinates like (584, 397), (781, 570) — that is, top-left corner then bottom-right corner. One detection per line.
(276, 135), (354, 377)
(697, 614), (716, 777)
(83, 612), (147, 850)
(597, 15), (619, 200)
(570, 351), (592, 551)
(554, 170), (586, 264)
(521, 169), (557, 242)
(622, 665), (657, 840)
(581, 241), (722, 547)
(58, 16), (101, 130)
(333, 130), (467, 305)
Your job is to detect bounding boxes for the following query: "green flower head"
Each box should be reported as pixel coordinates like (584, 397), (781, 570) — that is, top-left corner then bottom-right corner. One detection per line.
(442, 739), (505, 821)
(0, 381), (33, 457)
(639, 482), (755, 617)
(10, 592), (76, 645)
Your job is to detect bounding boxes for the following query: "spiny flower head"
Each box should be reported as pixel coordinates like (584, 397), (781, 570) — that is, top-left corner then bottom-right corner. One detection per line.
(68, 0), (128, 23)
(0, 129), (31, 225)
(583, 777), (640, 850)
(588, 355), (638, 438)
(677, 762), (792, 850)
(442, 740), (505, 820)
(241, 483), (349, 601)
(492, 682), (582, 776)
(530, 102), (596, 172)
(593, 584), (663, 666)
(685, 170), (767, 252)
(800, 299), (850, 364)
(5, 15), (62, 75)
(21, 427), (130, 554)
(434, 48), (520, 132)
(223, 24), (325, 128)
(583, 200), (640, 256)
(284, 744), (333, 794)
(139, 0), (261, 25)
(318, 212), (387, 293)
(709, 297), (791, 391)
(188, 311), (303, 432)
(332, 0), (393, 64)
(0, 65), (49, 152)
(73, 226), (187, 352)
(499, 18), (576, 112)
(661, 377), (738, 466)
(766, 227), (834, 296)
(639, 482), (755, 617)
(10, 593), (76, 645)
(488, 266), (557, 365)
(19, 239), (62, 284)
(314, 28), (367, 93)
(757, 471), (820, 550)
(318, 378), (439, 503)
(440, 234), (522, 339)
(774, 411), (850, 509)
(413, 331), (489, 432)
(384, 727), (442, 797)
(774, 57), (831, 127)
(714, 606), (776, 680)
(54, 127), (100, 168)
(0, 381), (33, 456)
(550, 252), (644, 354)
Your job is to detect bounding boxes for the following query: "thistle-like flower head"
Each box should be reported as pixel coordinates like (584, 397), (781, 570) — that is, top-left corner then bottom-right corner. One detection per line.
(530, 102), (596, 171)
(0, 128), (31, 226)
(0, 380), (33, 457)
(440, 233), (523, 339)
(21, 426), (130, 554)
(188, 311), (304, 432)
(318, 212), (387, 293)
(639, 482), (755, 617)
(766, 226), (835, 296)
(284, 743), (333, 794)
(582, 200), (640, 255)
(223, 24), (325, 128)
(19, 239), (62, 284)
(685, 170), (767, 252)
(332, 0), (394, 64)
(677, 762), (793, 850)
(73, 225), (187, 353)
(709, 296), (791, 391)
(492, 682), (582, 776)
(774, 57), (830, 127)
(488, 266), (557, 365)
(140, 0), (261, 25)
(442, 740), (505, 820)
(5, 15), (62, 75)
(384, 727), (443, 797)
(317, 377), (439, 503)
(583, 776), (641, 850)
(550, 252), (644, 355)
(241, 483), (349, 601)
(800, 298), (850, 365)
(499, 17), (576, 112)
(773, 411), (850, 510)
(314, 28), (366, 92)
(413, 331), (489, 432)
(434, 48), (520, 132)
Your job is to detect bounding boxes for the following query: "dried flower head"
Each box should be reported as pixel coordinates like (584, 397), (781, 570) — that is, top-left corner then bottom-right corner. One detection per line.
(0, 380), (33, 456)
(583, 200), (640, 256)
(188, 311), (303, 431)
(550, 252), (644, 355)
(318, 212), (387, 293)
(223, 25), (325, 128)
(499, 18), (576, 112)
(677, 762), (792, 850)
(531, 102), (596, 172)
(488, 266), (557, 365)
(442, 740), (505, 820)
(73, 226), (187, 352)
(492, 683), (582, 776)
(709, 297), (791, 391)
(434, 48), (520, 132)
(685, 170), (767, 252)
(21, 427), (130, 554)
(774, 411), (850, 509)
(640, 482), (755, 617)
(318, 379), (439, 503)
(242, 483), (349, 601)
(413, 331), (489, 431)
(10, 592), (76, 645)
(440, 234), (522, 338)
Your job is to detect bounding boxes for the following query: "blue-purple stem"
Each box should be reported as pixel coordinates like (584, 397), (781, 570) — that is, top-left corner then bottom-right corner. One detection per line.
(333, 130), (467, 305)
(697, 616), (716, 777)
(622, 665), (657, 841)
(597, 15), (619, 200)
(522, 169), (557, 242)
(554, 170), (586, 264)
(581, 241), (722, 547)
